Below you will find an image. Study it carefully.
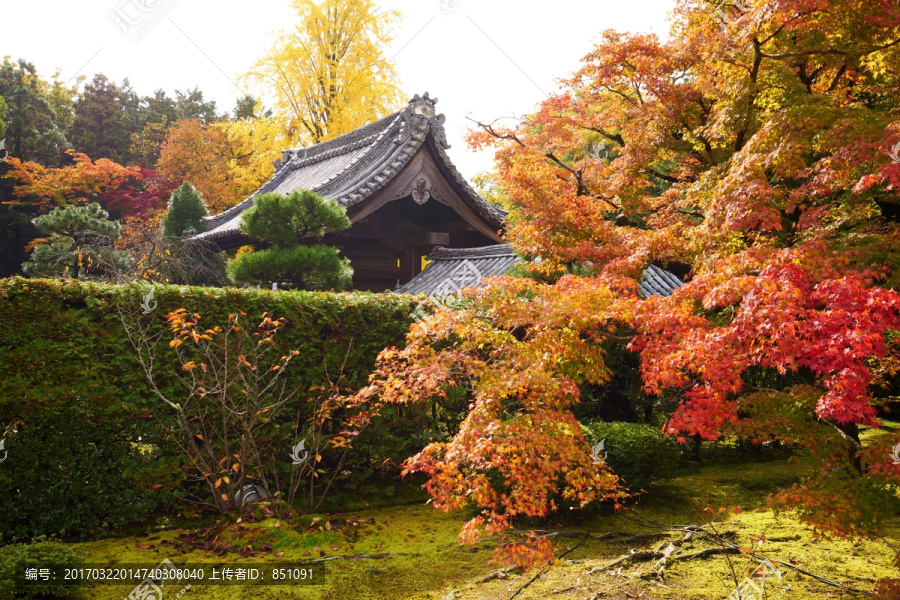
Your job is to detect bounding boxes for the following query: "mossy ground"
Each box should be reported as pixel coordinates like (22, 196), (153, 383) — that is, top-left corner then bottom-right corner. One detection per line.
(65, 424), (899, 600)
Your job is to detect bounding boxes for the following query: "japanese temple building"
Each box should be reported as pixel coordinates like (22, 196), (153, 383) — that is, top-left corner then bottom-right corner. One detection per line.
(192, 92), (506, 292)
(193, 92), (684, 298)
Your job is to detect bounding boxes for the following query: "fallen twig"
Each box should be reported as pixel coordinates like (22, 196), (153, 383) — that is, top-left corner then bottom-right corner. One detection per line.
(616, 513), (873, 596)
(551, 585), (576, 595)
(656, 530), (693, 552)
(509, 529), (593, 600)
(478, 566), (524, 583)
(587, 551), (658, 575)
(588, 544), (739, 579)
(305, 552), (409, 562)
(669, 547), (740, 562)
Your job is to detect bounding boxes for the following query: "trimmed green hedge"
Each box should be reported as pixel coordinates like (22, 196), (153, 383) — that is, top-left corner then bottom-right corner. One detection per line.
(581, 421), (681, 490)
(0, 278), (416, 540)
(0, 537), (85, 599)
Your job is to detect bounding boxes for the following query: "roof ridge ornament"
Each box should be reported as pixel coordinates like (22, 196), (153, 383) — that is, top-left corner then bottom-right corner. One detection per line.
(411, 176), (434, 205)
(397, 92), (450, 149)
(192, 91), (508, 244)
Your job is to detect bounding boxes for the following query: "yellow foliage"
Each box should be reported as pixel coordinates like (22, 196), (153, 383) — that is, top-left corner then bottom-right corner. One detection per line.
(243, 0), (405, 144)
(215, 112), (288, 200)
(471, 170), (514, 212)
(156, 116), (286, 213)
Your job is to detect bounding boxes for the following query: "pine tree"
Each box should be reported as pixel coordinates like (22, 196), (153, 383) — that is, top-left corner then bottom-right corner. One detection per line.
(23, 202), (130, 279)
(161, 182), (209, 237)
(0, 58), (68, 165)
(227, 190), (352, 290)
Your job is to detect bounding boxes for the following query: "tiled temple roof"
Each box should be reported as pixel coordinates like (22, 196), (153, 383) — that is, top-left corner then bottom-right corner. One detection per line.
(395, 244), (520, 294)
(192, 92), (505, 243)
(638, 264), (685, 299)
(396, 245), (684, 298)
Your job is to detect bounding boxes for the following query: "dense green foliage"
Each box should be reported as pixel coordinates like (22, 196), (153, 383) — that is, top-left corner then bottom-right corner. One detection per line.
(0, 204), (37, 279)
(0, 58), (68, 165)
(0, 278), (416, 539)
(0, 537), (85, 599)
(229, 190), (352, 290)
(32, 201), (119, 240)
(228, 244), (353, 290)
(0, 96), (7, 138)
(581, 421), (681, 490)
(69, 74), (140, 165)
(238, 190), (351, 246)
(161, 182), (208, 237)
(0, 409), (176, 542)
(22, 202), (129, 279)
(66, 74), (220, 166)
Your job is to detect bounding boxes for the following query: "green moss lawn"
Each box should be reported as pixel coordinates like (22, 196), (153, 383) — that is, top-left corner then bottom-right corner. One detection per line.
(65, 423), (899, 600)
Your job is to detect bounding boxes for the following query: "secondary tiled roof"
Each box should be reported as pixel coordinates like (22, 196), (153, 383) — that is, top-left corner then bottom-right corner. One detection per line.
(193, 93), (505, 243)
(395, 245), (519, 295)
(638, 264), (685, 298)
(395, 245), (685, 298)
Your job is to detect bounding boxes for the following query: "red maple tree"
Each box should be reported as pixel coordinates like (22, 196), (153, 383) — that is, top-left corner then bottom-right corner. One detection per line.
(356, 0), (900, 583)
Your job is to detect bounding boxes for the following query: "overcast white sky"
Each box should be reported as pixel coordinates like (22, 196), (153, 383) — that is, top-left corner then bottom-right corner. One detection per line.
(2, 0), (675, 178)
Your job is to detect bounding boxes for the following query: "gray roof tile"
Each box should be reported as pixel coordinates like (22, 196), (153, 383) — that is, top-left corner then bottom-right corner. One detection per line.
(396, 246), (685, 298)
(639, 264), (684, 298)
(192, 93), (505, 243)
(395, 244), (519, 295)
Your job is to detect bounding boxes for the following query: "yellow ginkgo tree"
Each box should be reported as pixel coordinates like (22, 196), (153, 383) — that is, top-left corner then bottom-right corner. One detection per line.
(243, 0), (405, 144)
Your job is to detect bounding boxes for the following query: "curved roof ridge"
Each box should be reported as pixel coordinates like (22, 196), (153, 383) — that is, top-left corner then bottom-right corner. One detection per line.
(314, 112), (417, 201)
(430, 244), (515, 260)
(201, 111), (405, 231)
(283, 110), (403, 167)
(430, 137), (507, 224)
(193, 92), (508, 244)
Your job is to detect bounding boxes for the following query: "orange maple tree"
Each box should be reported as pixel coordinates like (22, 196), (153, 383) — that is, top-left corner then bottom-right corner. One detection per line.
(356, 0), (900, 582)
(154, 117), (283, 215)
(3, 150), (141, 211)
(356, 277), (627, 565)
(154, 119), (241, 214)
(3, 151), (178, 262)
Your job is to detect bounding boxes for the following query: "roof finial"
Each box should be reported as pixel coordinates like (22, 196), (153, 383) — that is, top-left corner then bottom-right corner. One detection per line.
(399, 93), (449, 148)
(408, 92), (438, 120)
(409, 92), (437, 108)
